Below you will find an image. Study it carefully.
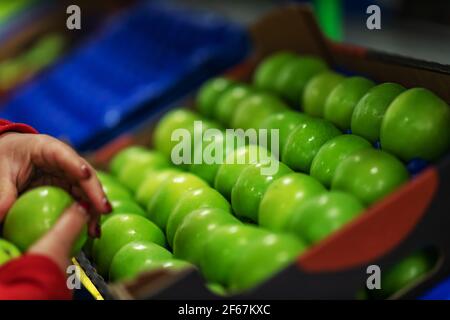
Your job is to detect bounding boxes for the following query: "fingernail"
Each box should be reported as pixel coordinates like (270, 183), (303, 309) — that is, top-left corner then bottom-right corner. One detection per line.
(103, 197), (112, 213)
(95, 224), (101, 238)
(81, 164), (91, 179)
(79, 201), (90, 212)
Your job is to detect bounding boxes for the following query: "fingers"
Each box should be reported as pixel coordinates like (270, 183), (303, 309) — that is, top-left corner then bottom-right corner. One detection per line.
(28, 202), (89, 272)
(0, 176), (17, 221)
(31, 135), (112, 216)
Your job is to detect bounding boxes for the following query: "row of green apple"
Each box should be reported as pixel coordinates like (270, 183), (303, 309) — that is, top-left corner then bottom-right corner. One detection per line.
(110, 132), (432, 297)
(107, 146), (307, 292)
(197, 52), (450, 163)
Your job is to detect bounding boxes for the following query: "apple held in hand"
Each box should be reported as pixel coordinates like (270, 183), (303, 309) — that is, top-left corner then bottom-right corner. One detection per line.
(93, 214), (166, 277)
(147, 172), (209, 229)
(369, 249), (436, 299)
(253, 51), (298, 91)
(282, 118), (341, 172)
(287, 191), (365, 245)
(380, 88), (450, 161)
(324, 76), (375, 130)
(273, 56), (328, 104)
(331, 149), (409, 205)
(231, 162), (292, 222)
(351, 83), (405, 143)
(215, 84), (255, 126)
(173, 208), (240, 265)
(109, 146), (150, 176)
(0, 239), (21, 266)
(214, 144), (273, 200)
(97, 171), (133, 202)
(166, 187), (231, 247)
(135, 168), (181, 207)
(109, 241), (173, 281)
(200, 224), (267, 285)
(197, 77), (236, 118)
(259, 172), (326, 231)
(3, 186), (86, 253)
(229, 232), (306, 292)
(116, 150), (171, 192)
(153, 109), (201, 158)
(231, 93), (287, 130)
(259, 111), (312, 158)
(310, 134), (372, 187)
(302, 71), (345, 117)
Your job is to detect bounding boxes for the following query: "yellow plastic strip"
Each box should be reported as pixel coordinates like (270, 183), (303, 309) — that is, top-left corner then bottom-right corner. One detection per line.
(72, 258), (104, 300)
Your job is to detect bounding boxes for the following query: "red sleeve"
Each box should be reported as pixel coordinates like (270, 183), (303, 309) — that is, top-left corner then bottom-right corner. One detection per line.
(0, 255), (72, 300)
(0, 119), (38, 135)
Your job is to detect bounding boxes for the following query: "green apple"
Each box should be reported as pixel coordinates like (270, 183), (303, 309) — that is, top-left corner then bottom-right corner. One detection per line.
(331, 149), (409, 205)
(351, 83), (405, 143)
(231, 93), (287, 129)
(188, 130), (241, 185)
(108, 241), (173, 281)
(146, 172), (209, 229)
(310, 134), (372, 187)
(173, 208), (240, 265)
(109, 146), (149, 176)
(97, 171), (133, 202)
(229, 232), (306, 292)
(259, 111), (312, 157)
(0, 238), (21, 266)
(214, 144), (273, 200)
(369, 249), (436, 299)
(380, 88), (450, 161)
(231, 162), (292, 221)
(197, 77), (236, 118)
(207, 283), (227, 296)
(153, 108), (201, 158)
(166, 187), (231, 247)
(200, 224), (267, 285)
(324, 76), (375, 130)
(215, 84), (255, 125)
(101, 199), (146, 224)
(273, 56), (328, 103)
(3, 186), (86, 253)
(92, 214), (166, 277)
(287, 191), (365, 245)
(116, 150), (171, 192)
(253, 51), (298, 91)
(259, 173), (326, 231)
(282, 118), (341, 172)
(302, 71), (345, 117)
(135, 168), (181, 207)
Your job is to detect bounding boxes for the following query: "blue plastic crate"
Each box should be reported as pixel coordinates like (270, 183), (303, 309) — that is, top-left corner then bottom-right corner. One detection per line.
(421, 276), (450, 300)
(0, 1), (249, 151)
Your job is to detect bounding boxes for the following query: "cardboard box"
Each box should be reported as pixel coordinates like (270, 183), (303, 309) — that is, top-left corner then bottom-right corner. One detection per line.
(85, 4), (450, 299)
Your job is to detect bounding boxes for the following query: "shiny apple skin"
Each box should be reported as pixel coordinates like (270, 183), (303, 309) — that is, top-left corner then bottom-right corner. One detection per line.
(287, 191), (365, 245)
(331, 149), (409, 205)
(109, 146), (149, 176)
(259, 172), (326, 231)
(324, 76), (375, 130)
(253, 51), (298, 91)
(310, 134), (372, 187)
(351, 82), (405, 143)
(197, 77), (236, 118)
(282, 118), (341, 172)
(135, 168), (181, 207)
(380, 88), (450, 161)
(215, 84), (255, 126)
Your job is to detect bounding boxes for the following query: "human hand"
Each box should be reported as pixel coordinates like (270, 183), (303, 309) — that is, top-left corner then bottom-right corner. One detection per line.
(0, 133), (111, 237)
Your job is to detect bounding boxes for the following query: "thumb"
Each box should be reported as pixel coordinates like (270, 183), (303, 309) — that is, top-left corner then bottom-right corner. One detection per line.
(0, 177), (17, 221)
(28, 202), (89, 272)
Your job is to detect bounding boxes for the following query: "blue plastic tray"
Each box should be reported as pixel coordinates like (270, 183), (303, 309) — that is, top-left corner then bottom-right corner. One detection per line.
(0, 1), (249, 151)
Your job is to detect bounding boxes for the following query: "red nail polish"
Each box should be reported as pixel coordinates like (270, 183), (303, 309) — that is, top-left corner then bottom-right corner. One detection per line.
(79, 201), (90, 212)
(81, 165), (91, 179)
(95, 224), (101, 238)
(103, 197), (112, 213)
